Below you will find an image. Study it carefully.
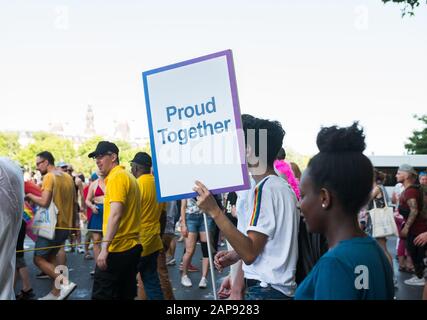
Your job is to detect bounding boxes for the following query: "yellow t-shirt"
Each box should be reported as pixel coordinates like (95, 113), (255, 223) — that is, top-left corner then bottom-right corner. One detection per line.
(103, 165), (142, 253)
(137, 174), (165, 257)
(42, 171), (75, 229)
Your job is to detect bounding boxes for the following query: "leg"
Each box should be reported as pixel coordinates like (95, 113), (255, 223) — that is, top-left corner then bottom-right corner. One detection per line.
(34, 253), (61, 296)
(157, 248), (175, 300)
(167, 236), (177, 259)
(138, 251), (164, 300)
(18, 267), (33, 292)
(57, 247), (67, 266)
(199, 232), (210, 279)
(182, 232), (197, 276)
(376, 237), (393, 267)
(136, 272), (147, 300)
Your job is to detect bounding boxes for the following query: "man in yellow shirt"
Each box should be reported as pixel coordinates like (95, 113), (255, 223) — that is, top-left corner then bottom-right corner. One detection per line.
(26, 151), (76, 300)
(130, 152), (165, 300)
(89, 141), (142, 300)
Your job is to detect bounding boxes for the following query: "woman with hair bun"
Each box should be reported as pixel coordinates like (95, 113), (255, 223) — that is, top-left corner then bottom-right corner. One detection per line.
(295, 122), (394, 300)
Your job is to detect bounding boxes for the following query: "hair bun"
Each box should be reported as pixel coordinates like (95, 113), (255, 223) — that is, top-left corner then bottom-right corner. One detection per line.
(316, 122), (366, 153)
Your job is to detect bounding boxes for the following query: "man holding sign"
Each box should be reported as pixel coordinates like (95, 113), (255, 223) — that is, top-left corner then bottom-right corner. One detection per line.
(194, 115), (300, 300)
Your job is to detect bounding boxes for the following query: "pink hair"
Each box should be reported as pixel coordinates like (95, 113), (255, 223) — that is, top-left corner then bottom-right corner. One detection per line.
(274, 160), (300, 200)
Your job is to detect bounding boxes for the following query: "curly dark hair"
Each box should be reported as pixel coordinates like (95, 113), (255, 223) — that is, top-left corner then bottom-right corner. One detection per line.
(307, 122), (374, 215)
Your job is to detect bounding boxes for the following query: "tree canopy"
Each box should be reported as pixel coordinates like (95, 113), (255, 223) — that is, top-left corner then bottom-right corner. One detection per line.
(0, 132), (151, 177)
(405, 115), (427, 154)
(382, 0), (426, 17)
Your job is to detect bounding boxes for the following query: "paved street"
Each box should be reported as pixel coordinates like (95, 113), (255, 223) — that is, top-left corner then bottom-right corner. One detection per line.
(16, 235), (424, 300)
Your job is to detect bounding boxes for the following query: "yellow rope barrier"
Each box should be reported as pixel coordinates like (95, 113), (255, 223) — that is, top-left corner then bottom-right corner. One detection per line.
(18, 226), (105, 253)
(16, 240), (109, 253)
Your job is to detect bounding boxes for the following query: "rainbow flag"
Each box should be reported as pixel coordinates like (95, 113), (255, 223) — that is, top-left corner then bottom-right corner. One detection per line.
(23, 205), (34, 223)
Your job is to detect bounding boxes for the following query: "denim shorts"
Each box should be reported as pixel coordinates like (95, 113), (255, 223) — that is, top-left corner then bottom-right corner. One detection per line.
(186, 213), (215, 233)
(244, 279), (293, 300)
(34, 230), (70, 258)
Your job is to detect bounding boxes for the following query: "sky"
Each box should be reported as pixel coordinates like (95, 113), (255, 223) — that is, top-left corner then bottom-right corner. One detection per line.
(0, 0), (426, 156)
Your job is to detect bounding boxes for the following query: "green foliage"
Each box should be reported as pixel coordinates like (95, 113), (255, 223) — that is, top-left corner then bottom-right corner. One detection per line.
(405, 115), (427, 154)
(286, 147), (310, 174)
(72, 136), (105, 177)
(382, 0), (426, 17)
(16, 132), (76, 170)
(0, 131), (153, 177)
(0, 132), (21, 160)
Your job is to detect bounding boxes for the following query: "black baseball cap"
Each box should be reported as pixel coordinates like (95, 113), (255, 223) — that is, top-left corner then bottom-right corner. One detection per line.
(130, 152), (152, 167)
(88, 141), (119, 158)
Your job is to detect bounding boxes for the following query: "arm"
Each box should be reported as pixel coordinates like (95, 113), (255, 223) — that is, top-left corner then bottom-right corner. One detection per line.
(401, 198), (419, 237)
(370, 185), (381, 201)
(26, 190), (52, 208)
(194, 181), (268, 265)
(85, 182), (98, 213)
(97, 202), (124, 270)
(208, 209), (267, 265)
(229, 261), (245, 300)
(76, 178), (86, 212)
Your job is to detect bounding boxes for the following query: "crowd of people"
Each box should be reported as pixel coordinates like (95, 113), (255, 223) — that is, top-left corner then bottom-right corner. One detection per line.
(1, 114), (427, 300)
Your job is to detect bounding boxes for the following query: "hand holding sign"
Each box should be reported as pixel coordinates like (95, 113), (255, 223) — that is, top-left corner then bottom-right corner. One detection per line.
(193, 180), (222, 218)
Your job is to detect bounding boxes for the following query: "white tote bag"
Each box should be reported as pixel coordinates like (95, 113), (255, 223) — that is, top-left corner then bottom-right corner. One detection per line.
(32, 178), (58, 240)
(369, 194), (398, 238)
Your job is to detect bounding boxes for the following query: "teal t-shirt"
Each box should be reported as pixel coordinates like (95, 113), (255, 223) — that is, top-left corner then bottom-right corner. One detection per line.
(295, 236), (394, 300)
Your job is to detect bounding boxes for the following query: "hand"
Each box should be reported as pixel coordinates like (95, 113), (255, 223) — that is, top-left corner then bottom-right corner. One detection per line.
(79, 212), (87, 222)
(193, 181), (220, 217)
(91, 205), (99, 214)
(97, 247), (109, 271)
(214, 250), (238, 272)
(414, 232), (427, 246)
(181, 225), (189, 238)
(218, 276), (231, 299)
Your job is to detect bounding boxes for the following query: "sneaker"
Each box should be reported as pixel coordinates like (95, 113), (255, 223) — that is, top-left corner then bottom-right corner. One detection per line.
(166, 258), (176, 266)
(84, 253), (94, 260)
(179, 262), (199, 272)
(59, 282), (77, 300)
(199, 277), (208, 288)
(404, 275), (426, 286)
(181, 275), (192, 287)
(38, 292), (60, 300)
(77, 247), (85, 254)
(16, 289), (35, 300)
(36, 271), (49, 279)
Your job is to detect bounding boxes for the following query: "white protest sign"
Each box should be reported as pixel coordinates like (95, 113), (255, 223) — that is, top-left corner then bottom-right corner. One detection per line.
(143, 50), (250, 201)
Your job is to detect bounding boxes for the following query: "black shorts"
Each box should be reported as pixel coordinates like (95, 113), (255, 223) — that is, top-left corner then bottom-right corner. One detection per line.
(92, 244), (142, 300)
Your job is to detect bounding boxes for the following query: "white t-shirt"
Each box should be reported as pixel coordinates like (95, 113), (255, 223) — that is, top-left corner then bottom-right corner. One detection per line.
(237, 175), (299, 297)
(235, 176), (256, 217)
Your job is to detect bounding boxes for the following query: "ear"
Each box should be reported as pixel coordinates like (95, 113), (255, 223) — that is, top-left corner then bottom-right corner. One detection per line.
(319, 188), (332, 209)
